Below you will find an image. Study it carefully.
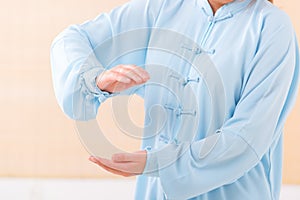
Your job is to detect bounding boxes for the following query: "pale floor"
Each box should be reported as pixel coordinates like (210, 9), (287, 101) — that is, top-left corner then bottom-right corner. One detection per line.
(0, 179), (299, 200)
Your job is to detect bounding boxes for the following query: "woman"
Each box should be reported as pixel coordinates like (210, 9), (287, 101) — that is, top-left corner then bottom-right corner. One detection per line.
(51, 0), (299, 199)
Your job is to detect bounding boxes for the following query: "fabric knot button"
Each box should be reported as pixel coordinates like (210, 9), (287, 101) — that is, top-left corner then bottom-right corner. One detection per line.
(208, 16), (214, 22)
(192, 46), (201, 54)
(175, 108), (183, 117)
(183, 77), (200, 86)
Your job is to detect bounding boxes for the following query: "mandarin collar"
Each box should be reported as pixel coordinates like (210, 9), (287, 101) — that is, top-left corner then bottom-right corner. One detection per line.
(196, 0), (254, 21)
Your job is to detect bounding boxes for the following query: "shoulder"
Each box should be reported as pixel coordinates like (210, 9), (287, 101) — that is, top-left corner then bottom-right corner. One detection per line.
(128, 0), (167, 17)
(253, 0), (294, 35)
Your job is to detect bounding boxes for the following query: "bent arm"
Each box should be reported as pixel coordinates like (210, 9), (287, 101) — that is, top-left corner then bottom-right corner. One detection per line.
(50, 0), (164, 120)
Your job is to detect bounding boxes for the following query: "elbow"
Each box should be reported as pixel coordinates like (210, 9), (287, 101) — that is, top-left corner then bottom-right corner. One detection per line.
(50, 25), (99, 121)
(54, 89), (78, 120)
(59, 92), (98, 121)
(53, 82), (98, 121)
(60, 95), (79, 120)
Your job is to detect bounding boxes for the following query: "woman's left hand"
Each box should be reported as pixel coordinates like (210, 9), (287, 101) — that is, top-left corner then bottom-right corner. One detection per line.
(89, 150), (147, 177)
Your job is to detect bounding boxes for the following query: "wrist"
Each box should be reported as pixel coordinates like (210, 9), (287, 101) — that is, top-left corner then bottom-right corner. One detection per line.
(96, 74), (109, 93)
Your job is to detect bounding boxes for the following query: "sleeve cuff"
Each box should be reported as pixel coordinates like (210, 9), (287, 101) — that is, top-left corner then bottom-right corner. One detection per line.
(143, 146), (159, 177)
(81, 67), (117, 102)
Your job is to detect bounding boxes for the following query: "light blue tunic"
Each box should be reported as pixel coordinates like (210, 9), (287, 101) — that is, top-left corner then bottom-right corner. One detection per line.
(50, 0), (300, 199)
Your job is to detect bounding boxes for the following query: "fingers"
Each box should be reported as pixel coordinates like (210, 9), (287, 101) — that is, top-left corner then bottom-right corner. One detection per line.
(96, 65), (150, 93)
(95, 157), (130, 172)
(112, 151), (146, 163)
(89, 155), (143, 175)
(112, 65), (150, 84)
(108, 70), (132, 84)
(114, 68), (142, 84)
(89, 156), (133, 177)
(122, 65), (150, 82)
(112, 153), (135, 163)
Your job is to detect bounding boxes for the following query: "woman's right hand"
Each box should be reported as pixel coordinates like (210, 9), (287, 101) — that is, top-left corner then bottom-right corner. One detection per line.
(96, 64), (150, 93)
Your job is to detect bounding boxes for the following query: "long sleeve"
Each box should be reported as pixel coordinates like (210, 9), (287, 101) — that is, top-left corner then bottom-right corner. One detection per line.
(144, 12), (300, 200)
(50, 0), (164, 120)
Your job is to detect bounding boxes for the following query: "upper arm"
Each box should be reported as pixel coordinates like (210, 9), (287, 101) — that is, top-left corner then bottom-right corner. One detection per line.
(51, 0), (165, 120)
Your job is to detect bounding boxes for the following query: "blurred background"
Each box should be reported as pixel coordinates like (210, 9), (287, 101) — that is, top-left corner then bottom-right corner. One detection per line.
(0, 0), (299, 199)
